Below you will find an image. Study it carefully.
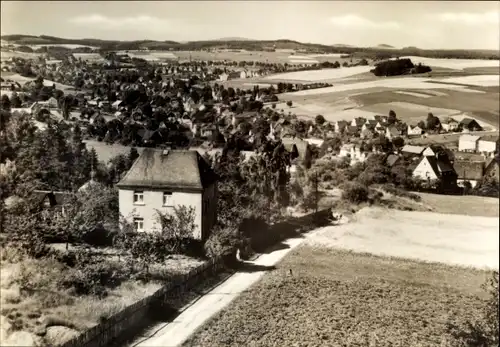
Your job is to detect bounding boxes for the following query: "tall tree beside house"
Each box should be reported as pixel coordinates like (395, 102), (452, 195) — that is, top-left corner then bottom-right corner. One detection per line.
(426, 113), (441, 132)
(128, 147), (140, 166)
(315, 114), (326, 125)
(388, 110), (397, 124)
(1, 95), (11, 111)
(392, 136), (405, 150)
(10, 92), (22, 109)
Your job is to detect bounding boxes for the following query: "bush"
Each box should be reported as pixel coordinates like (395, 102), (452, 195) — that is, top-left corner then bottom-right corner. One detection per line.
(381, 184), (422, 202)
(446, 271), (499, 347)
(60, 260), (131, 297)
(342, 183), (369, 204)
(204, 226), (250, 259)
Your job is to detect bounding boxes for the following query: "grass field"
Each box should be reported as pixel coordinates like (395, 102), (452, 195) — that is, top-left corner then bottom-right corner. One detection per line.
(183, 245), (492, 347)
(170, 50), (355, 65)
(306, 207), (499, 270)
(416, 192), (499, 218)
(83, 140), (145, 164)
(0, 71), (78, 93)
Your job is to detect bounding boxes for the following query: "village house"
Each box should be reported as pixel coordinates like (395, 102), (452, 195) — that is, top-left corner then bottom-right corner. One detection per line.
(484, 157), (500, 182)
(401, 145), (435, 158)
(386, 154), (401, 168)
(458, 134), (481, 152)
(373, 115), (388, 124)
(282, 136), (311, 172)
(334, 120), (348, 133)
(453, 161), (485, 188)
(116, 149), (218, 240)
(441, 118), (460, 132)
(477, 135), (498, 155)
(385, 126), (401, 140)
(459, 118), (482, 132)
(412, 153), (457, 188)
(7, 190), (73, 219)
(407, 124), (424, 136)
(351, 117), (366, 128)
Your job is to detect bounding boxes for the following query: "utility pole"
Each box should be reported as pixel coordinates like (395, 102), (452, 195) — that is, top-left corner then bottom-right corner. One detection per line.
(314, 170), (319, 215)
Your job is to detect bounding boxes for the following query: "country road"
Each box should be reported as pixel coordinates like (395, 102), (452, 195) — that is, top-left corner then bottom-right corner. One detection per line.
(123, 225), (330, 347)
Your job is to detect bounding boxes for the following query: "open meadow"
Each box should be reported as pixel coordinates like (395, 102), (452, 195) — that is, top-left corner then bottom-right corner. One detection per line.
(183, 202), (498, 347)
(0, 71), (79, 94)
(270, 58), (499, 127)
(170, 50), (355, 65)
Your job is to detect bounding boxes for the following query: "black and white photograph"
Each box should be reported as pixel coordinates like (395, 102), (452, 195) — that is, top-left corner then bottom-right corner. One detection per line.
(0, 1), (498, 346)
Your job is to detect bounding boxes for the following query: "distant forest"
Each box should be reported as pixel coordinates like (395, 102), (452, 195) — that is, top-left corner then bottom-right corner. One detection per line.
(2, 35), (499, 60)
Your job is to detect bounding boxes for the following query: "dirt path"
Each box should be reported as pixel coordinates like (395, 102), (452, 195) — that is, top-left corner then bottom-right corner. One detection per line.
(126, 224), (336, 347)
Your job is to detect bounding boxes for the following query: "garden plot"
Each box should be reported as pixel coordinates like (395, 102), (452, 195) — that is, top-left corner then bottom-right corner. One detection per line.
(264, 66), (372, 82)
(83, 140), (145, 164)
(272, 100), (380, 123)
(0, 51), (43, 61)
(73, 53), (104, 62)
(287, 77), (485, 96)
(422, 90), (448, 97)
(394, 91), (432, 98)
(437, 75), (500, 87)
(400, 56), (499, 70)
(309, 53), (344, 58)
(360, 101), (461, 124)
(183, 244), (492, 347)
(306, 207), (499, 270)
(287, 55), (318, 65)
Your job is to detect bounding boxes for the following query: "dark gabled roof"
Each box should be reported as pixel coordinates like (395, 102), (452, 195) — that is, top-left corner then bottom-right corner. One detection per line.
(116, 149), (218, 191)
(386, 126), (400, 136)
(352, 117), (366, 126)
(459, 117), (476, 125)
(346, 125), (359, 133)
(425, 155), (455, 176)
(138, 129), (161, 141)
(32, 190), (72, 206)
(282, 137), (309, 161)
(453, 161), (485, 181)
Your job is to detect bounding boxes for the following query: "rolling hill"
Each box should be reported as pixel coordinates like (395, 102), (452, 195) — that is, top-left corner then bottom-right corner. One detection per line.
(1, 35), (498, 60)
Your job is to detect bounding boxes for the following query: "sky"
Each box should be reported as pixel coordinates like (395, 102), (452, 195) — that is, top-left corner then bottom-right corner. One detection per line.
(1, 1), (499, 50)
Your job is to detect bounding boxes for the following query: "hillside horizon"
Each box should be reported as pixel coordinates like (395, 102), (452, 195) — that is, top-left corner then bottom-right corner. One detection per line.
(1, 34), (499, 54)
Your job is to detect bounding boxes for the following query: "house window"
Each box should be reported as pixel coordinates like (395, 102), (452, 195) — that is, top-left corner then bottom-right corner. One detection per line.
(133, 217), (144, 232)
(133, 191), (144, 204)
(163, 192), (173, 206)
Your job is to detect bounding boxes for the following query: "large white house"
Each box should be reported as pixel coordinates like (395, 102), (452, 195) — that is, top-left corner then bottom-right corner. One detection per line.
(458, 134), (497, 154)
(116, 149), (218, 240)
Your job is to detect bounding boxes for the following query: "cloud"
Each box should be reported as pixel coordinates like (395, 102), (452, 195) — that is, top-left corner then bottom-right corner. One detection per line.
(436, 11), (499, 25)
(69, 14), (170, 30)
(329, 14), (400, 30)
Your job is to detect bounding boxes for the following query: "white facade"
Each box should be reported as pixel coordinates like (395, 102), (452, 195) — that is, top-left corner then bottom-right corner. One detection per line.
(442, 121), (459, 132)
(413, 157), (439, 181)
(407, 125), (423, 136)
(458, 135), (480, 152)
(119, 189), (204, 239)
(477, 140), (496, 153)
(457, 179), (479, 188)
